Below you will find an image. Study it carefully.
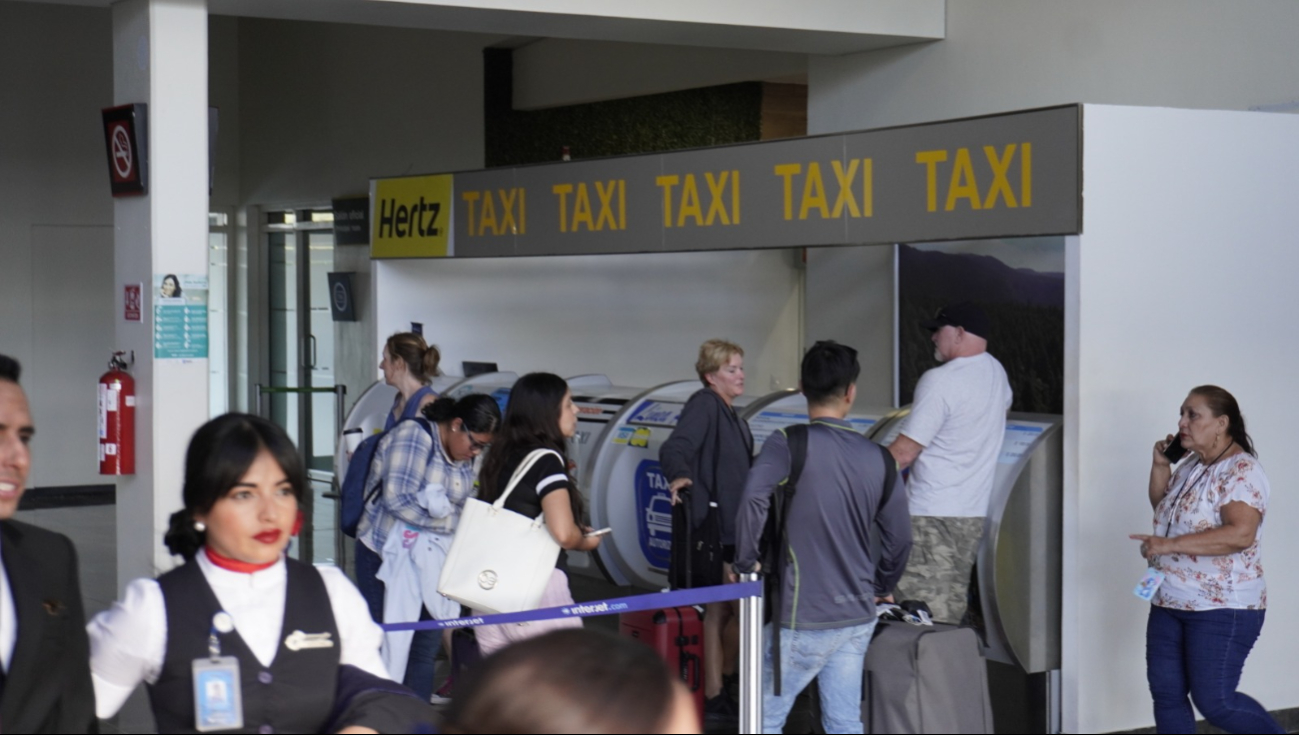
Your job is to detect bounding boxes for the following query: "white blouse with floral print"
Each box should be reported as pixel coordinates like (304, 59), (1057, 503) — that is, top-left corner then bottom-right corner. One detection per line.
(1151, 453), (1269, 611)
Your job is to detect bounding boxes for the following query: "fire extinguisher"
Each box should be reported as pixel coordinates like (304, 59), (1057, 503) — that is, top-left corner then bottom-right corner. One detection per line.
(99, 351), (135, 475)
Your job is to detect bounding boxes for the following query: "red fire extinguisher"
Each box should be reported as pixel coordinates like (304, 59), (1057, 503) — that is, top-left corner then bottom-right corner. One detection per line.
(99, 351), (135, 475)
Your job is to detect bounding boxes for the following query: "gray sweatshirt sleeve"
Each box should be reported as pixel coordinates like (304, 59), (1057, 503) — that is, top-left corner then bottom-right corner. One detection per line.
(872, 457), (913, 596)
(732, 430), (791, 574)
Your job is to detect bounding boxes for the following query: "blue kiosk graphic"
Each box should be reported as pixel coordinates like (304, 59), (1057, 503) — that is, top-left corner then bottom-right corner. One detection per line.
(634, 459), (673, 571)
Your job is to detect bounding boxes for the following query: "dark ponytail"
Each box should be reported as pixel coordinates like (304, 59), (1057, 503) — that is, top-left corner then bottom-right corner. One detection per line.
(1190, 385), (1256, 457)
(423, 394), (502, 434)
(164, 508), (204, 560)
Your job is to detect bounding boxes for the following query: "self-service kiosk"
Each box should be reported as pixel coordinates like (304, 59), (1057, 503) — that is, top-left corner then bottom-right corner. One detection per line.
(868, 409), (1063, 677)
(580, 384), (894, 590)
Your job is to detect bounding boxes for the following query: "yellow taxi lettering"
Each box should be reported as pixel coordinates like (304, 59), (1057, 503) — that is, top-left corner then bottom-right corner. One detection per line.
(982, 145), (1018, 209)
(595, 181), (619, 231)
(915, 150), (948, 213)
(656, 175), (679, 227)
(944, 148), (982, 211)
(799, 162), (829, 220)
(704, 171), (730, 226)
(552, 184), (573, 233)
(830, 160), (860, 218)
(572, 183), (595, 231)
(677, 175), (703, 227)
(461, 191), (480, 236)
(774, 164), (801, 220)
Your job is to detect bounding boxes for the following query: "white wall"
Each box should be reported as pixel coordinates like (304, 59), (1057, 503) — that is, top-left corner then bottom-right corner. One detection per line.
(808, 0), (1299, 135)
(1065, 105), (1299, 732)
(513, 39), (806, 110)
(375, 250), (804, 393)
(804, 244), (894, 405)
(0, 3), (114, 489)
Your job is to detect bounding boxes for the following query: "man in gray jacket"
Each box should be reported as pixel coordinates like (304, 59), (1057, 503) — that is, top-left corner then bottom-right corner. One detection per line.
(733, 341), (911, 733)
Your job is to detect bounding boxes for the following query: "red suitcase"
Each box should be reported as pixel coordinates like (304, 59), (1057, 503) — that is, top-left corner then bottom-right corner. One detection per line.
(620, 606), (705, 720)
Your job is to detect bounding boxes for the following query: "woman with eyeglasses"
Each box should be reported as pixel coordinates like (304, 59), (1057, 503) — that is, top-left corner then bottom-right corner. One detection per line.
(354, 394), (501, 700)
(472, 373), (603, 657)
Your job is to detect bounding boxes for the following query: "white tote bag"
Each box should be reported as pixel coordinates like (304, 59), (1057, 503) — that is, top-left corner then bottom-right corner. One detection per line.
(437, 449), (563, 614)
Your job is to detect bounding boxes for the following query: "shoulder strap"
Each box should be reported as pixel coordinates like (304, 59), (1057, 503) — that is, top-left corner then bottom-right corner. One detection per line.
(785, 424), (808, 489)
(865, 442), (899, 557)
(768, 423), (808, 698)
(877, 442), (896, 510)
(494, 449), (563, 509)
(363, 417), (436, 505)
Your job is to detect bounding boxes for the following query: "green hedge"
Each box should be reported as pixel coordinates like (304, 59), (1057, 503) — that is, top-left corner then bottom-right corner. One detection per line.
(485, 49), (762, 168)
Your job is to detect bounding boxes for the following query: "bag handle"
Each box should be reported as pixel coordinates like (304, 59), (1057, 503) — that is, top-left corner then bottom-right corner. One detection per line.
(493, 448), (563, 510)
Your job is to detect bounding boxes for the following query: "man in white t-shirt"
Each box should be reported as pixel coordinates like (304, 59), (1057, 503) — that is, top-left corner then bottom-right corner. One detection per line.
(887, 303), (1013, 623)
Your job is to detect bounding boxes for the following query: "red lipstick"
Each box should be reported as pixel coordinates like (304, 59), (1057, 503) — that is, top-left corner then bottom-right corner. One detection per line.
(255, 530), (282, 544)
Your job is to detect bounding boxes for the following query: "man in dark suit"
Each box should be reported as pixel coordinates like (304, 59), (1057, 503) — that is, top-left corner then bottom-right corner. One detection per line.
(0, 354), (96, 733)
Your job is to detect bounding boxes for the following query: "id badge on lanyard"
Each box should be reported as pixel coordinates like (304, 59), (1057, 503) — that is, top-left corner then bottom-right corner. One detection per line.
(1133, 567), (1165, 602)
(193, 612), (244, 732)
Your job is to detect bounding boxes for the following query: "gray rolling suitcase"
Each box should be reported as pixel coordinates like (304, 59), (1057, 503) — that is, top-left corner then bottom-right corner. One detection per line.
(862, 621), (993, 734)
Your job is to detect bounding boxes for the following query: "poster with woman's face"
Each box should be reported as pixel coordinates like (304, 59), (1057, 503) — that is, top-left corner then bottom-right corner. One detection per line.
(153, 274), (210, 360)
(897, 237), (1065, 414)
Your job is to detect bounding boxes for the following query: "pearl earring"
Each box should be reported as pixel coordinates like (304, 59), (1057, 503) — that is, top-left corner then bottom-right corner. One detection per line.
(194, 520), (207, 532)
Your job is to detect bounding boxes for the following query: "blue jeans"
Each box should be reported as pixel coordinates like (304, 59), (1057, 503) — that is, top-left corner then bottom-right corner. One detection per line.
(354, 539), (441, 700)
(762, 620), (877, 734)
(1146, 605), (1282, 734)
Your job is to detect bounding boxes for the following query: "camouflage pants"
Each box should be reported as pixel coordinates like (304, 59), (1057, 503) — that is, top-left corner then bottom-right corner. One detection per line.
(893, 515), (985, 624)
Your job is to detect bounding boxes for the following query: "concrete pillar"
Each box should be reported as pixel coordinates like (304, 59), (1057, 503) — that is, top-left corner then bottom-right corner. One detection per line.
(112, 0), (209, 587)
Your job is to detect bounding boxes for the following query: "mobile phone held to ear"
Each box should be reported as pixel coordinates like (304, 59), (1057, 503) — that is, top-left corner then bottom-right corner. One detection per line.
(1162, 434), (1188, 463)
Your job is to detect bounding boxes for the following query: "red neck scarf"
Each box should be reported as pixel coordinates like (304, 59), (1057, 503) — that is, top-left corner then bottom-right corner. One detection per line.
(204, 546), (278, 574)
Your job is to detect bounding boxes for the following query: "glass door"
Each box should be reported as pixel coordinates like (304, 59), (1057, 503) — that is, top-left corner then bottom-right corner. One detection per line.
(266, 210), (337, 564)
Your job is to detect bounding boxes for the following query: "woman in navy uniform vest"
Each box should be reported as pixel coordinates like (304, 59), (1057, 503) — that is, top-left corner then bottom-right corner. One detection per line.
(88, 413), (434, 733)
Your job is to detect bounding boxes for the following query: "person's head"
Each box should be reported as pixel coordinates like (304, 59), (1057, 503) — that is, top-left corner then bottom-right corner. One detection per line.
(0, 355), (32, 520)
(442, 629), (698, 734)
(1178, 385), (1256, 459)
(800, 340), (860, 412)
(477, 373), (581, 518)
(695, 339), (745, 403)
(922, 302), (990, 362)
(380, 332), (441, 387)
(424, 394), (502, 462)
(161, 274), (181, 298)
(164, 413), (308, 563)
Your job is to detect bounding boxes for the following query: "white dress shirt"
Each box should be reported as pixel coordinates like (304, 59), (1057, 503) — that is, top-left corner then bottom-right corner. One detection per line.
(0, 542), (15, 673)
(86, 553), (389, 719)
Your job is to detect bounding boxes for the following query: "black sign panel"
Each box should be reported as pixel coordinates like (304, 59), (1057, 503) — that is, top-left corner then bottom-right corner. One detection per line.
(102, 104), (148, 197)
(327, 272), (357, 322)
(332, 196), (370, 246)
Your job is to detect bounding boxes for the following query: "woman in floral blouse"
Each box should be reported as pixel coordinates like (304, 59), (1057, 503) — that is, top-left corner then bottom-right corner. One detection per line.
(1130, 385), (1281, 733)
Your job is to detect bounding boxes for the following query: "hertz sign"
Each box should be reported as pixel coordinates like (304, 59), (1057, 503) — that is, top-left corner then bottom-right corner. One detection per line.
(370, 174), (453, 258)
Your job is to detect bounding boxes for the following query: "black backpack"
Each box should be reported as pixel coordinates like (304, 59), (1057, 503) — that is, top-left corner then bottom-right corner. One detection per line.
(760, 424), (898, 695)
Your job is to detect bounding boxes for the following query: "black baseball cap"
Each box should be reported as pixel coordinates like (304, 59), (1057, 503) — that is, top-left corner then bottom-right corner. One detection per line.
(922, 302), (990, 339)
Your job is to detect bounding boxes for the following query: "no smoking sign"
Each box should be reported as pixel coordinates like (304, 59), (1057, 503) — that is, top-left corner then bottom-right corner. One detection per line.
(101, 104), (148, 196)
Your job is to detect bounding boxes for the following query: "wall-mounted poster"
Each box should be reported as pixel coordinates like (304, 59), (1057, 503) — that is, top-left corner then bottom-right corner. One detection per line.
(154, 273), (209, 361)
(897, 237), (1065, 415)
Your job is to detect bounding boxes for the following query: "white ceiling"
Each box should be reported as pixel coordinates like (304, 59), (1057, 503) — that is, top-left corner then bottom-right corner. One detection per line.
(23, 0), (944, 55)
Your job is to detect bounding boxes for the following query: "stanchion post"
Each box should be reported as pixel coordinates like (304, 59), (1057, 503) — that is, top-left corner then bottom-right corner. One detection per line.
(738, 572), (763, 734)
